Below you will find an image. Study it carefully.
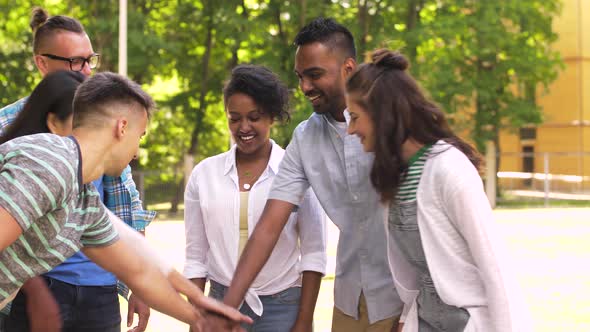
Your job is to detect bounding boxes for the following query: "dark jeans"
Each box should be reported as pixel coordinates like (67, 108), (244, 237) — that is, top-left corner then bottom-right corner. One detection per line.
(6, 277), (121, 332)
(209, 280), (301, 332)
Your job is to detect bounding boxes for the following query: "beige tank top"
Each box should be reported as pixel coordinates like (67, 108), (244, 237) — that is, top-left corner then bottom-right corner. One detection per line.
(238, 191), (249, 256)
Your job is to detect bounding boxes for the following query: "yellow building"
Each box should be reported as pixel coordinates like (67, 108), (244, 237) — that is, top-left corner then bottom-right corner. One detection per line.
(498, 0), (590, 191)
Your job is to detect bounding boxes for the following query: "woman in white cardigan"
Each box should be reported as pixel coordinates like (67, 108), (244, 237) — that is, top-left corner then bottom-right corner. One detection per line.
(183, 65), (327, 332)
(344, 49), (531, 332)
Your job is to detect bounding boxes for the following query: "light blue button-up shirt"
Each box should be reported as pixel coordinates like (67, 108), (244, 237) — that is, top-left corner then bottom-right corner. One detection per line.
(268, 111), (403, 323)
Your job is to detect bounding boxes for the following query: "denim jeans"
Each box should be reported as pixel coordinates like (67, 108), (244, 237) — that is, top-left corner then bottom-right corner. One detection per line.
(389, 201), (469, 331)
(6, 277), (121, 332)
(209, 280), (301, 332)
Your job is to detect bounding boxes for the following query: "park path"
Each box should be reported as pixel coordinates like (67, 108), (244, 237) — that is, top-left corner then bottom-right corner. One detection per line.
(122, 208), (590, 332)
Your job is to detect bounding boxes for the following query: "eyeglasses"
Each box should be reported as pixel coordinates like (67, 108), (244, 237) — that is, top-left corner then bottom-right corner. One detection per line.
(41, 53), (101, 72)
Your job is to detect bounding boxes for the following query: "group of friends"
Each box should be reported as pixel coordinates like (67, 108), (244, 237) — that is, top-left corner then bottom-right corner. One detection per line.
(0, 7), (530, 332)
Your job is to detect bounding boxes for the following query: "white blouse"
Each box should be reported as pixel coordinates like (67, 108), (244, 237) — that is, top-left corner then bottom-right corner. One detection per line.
(387, 142), (532, 332)
(183, 140), (327, 315)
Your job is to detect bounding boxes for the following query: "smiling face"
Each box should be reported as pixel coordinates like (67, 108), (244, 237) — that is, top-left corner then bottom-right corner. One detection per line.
(294, 42), (352, 118)
(226, 93), (273, 156)
(35, 31), (95, 77)
(346, 94), (375, 152)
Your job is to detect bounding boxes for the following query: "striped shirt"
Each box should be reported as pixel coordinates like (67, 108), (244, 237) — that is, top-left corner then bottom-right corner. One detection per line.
(0, 134), (118, 302)
(397, 145), (432, 203)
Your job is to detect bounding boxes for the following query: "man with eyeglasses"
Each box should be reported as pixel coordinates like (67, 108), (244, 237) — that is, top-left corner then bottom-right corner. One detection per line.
(0, 7), (154, 332)
(39, 53), (101, 74)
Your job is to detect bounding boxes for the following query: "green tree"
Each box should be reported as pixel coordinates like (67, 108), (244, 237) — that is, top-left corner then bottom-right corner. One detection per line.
(416, 0), (563, 153)
(1, 0), (564, 207)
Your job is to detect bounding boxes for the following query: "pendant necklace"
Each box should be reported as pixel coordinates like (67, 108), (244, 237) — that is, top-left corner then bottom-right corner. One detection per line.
(242, 170), (253, 190)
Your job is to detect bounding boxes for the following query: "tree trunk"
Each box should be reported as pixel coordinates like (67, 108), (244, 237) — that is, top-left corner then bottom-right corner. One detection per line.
(299, 0), (306, 29)
(357, 0), (369, 59)
(229, 0), (249, 70)
(405, 0), (424, 65)
(171, 2), (215, 212)
(187, 8), (214, 157)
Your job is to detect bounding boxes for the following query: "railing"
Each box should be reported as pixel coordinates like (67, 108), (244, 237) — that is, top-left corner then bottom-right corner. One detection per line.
(131, 151), (590, 210)
(495, 151), (590, 207)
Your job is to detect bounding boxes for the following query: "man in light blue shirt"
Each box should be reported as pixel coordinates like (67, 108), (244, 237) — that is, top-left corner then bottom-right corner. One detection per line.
(220, 18), (403, 331)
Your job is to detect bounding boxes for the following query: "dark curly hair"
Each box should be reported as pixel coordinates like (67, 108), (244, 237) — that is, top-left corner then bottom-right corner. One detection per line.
(30, 7), (86, 54)
(223, 64), (290, 123)
(346, 49), (482, 202)
(294, 17), (356, 60)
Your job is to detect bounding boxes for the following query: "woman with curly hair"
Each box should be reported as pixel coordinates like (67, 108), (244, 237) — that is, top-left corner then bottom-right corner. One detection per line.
(183, 65), (327, 331)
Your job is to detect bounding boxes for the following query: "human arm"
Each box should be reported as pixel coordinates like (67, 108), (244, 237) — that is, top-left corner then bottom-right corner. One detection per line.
(82, 211), (252, 327)
(196, 199), (297, 331)
(224, 129), (311, 307)
(0, 207), (22, 251)
(19, 277), (62, 332)
(127, 293), (150, 332)
(222, 199), (295, 308)
(190, 278), (207, 293)
(290, 271), (322, 332)
(187, 277), (206, 332)
(123, 168), (153, 332)
(291, 190), (326, 331)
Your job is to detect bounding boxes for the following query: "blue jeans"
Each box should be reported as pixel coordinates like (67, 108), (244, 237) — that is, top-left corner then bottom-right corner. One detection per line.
(209, 280), (301, 332)
(6, 277), (121, 332)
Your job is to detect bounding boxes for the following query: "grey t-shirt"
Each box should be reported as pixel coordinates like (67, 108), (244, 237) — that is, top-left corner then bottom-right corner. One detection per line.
(0, 133), (118, 301)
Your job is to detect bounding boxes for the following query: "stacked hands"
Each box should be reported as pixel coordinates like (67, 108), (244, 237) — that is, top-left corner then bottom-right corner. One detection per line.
(18, 274), (252, 332)
(168, 271), (252, 332)
(110, 211), (253, 332)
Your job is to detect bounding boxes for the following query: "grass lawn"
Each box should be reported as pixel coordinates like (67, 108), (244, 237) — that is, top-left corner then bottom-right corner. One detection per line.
(120, 208), (590, 331)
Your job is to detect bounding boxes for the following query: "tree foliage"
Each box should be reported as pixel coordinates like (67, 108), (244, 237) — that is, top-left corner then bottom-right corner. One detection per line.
(1, 0), (563, 205)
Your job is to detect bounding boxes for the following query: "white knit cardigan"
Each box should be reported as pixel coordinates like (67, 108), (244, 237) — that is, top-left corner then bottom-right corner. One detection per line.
(386, 142), (532, 332)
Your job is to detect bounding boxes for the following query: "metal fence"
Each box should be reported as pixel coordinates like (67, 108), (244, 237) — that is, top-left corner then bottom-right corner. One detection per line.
(132, 151), (590, 211)
(131, 170), (185, 213)
(496, 151), (590, 206)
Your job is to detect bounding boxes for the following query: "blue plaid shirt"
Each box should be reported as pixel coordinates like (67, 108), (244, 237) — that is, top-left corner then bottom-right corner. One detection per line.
(0, 97), (27, 134)
(0, 98), (156, 314)
(105, 168), (156, 233)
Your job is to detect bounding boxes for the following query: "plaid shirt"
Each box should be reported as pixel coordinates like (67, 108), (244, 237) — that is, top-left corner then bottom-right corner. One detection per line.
(105, 166), (157, 299)
(105, 167), (156, 232)
(0, 97), (27, 134)
(0, 98), (156, 315)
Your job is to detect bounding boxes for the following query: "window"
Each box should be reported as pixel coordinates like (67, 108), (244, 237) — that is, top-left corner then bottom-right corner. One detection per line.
(522, 146), (534, 187)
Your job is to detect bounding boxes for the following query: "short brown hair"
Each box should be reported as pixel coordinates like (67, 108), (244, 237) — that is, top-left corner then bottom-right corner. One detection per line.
(72, 72), (155, 129)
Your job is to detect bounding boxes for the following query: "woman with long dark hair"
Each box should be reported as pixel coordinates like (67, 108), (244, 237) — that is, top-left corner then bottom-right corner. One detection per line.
(345, 49), (530, 332)
(0, 70), (84, 145)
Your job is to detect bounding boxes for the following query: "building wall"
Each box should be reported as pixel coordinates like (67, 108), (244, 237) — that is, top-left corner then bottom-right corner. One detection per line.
(497, 0), (590, 189)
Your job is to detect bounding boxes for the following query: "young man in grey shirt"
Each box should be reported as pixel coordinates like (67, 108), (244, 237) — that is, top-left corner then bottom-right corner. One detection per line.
(0, 72), (251, 331)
